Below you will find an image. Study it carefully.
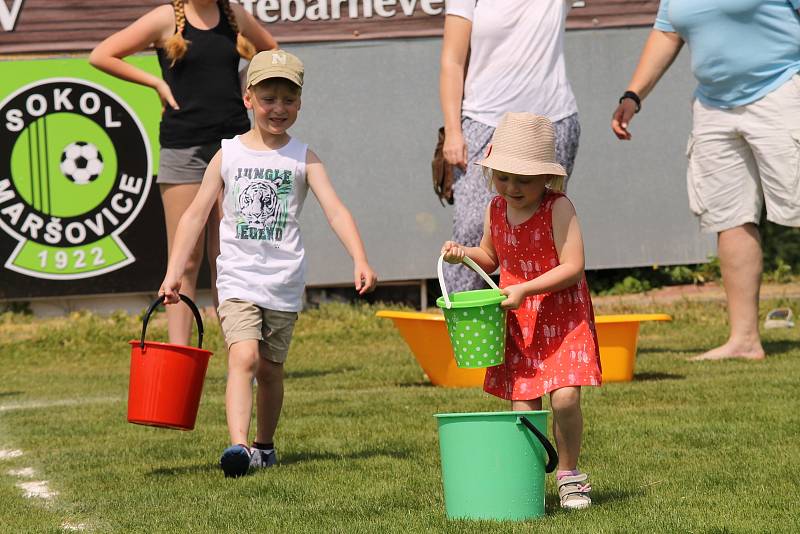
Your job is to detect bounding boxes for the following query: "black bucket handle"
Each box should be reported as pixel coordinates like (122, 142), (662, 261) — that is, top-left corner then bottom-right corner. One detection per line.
(140, 294), (204, 350)
(519, 416), (559, 473)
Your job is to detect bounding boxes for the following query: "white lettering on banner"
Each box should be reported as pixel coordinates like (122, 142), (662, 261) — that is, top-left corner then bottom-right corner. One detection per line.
(0, 0), (24, 32)
(26, 94), (46, 117)
(5, 109), (23, 132)
(0, 179), (15, 204)
(233, 0), (444, 22)
(53, 89), (73, 111)
(104, 106), (121, 128)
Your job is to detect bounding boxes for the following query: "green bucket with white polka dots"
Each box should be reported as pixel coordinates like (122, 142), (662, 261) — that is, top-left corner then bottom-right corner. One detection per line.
(436, 255), (507, 368)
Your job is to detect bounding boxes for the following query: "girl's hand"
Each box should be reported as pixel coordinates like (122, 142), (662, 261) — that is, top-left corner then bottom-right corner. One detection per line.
(442, 129), (467, 171)
(441, 241), (466, 264)
(155, 79), (179, 111)
(354, 261), (378, 295)
(500, 284), (527, 310)
(158, 275), (182, 305)
(611, 98), (637, 140)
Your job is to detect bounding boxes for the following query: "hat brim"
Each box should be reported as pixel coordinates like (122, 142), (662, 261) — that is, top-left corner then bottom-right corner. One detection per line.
(477, 154), (566, 177)
(248, 70), (303, 89)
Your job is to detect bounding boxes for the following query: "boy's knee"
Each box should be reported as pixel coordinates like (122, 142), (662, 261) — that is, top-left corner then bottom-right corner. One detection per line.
(550, 387), (581, 413)
(228, 345), (260, 373)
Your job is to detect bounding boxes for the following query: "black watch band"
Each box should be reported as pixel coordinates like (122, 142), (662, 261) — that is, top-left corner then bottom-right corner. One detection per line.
(619, 91), (641, 113)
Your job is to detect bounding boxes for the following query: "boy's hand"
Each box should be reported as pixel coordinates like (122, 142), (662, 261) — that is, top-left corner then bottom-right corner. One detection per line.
(500, 284), (527, 310)
(354, 262), (377, 295)
(158, 274), (182, 305)
(441, 241), (466, 264)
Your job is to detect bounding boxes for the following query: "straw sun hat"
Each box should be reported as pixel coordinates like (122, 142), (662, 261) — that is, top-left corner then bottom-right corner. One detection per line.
(478, 112), (567, 177)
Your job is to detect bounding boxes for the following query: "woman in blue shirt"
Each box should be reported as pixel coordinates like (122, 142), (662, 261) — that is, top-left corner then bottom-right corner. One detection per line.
(611, 0), (800, 361)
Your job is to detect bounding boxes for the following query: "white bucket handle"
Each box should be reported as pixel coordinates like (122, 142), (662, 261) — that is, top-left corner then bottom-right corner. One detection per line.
(437, 253), (501, 309)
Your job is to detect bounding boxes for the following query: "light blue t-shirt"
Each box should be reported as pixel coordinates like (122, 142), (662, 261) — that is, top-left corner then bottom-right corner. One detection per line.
(655, 0), (800, 108)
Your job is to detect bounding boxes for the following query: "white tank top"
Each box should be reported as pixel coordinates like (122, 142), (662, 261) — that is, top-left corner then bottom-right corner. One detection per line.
(216, 135), (309, 312)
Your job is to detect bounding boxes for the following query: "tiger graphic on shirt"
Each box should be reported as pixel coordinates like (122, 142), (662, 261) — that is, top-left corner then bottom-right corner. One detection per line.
(232, 167), (293, 242)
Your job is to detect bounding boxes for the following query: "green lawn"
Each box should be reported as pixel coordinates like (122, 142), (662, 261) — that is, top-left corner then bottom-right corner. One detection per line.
(0, 298), (798, 533)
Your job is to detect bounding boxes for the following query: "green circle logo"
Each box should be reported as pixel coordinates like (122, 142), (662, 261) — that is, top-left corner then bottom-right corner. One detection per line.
(0, 79), (152, 279)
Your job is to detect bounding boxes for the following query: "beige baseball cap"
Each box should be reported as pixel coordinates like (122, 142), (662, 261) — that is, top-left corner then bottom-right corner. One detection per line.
(246, 49), (304, 89)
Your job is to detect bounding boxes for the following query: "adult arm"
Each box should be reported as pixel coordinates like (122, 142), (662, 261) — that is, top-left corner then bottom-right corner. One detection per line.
(500, 197), (585, 309)
(231, 3), (278, 51)
(441, 204), (499, 274)
(306, 150), (377, 294)
(159, 151), (225, 303)
(88, 5), (179, 110)
(439, 14), (471, 170)
(611, 29), (684, 140)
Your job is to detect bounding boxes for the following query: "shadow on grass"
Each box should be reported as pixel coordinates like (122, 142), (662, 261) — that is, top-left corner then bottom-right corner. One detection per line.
(397, 380), (435, 388)
(279, 448), (411, 465)
(0, 391), (23, 398)
(633, 372), (685, 381)
(762, 340), (798, 357)
(286, 366), (358, 380)
(544, 487), (641, 513)
(146, 448), (411, 476)
(638, 346), (708, 356)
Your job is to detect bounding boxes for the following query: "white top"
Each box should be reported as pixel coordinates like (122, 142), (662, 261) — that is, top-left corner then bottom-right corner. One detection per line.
(216, 135), (309, 312)
(446, 0), (578, 126)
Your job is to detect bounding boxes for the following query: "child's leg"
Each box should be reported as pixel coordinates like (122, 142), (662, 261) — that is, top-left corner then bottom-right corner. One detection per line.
(550, 386), (582, 471)
(511, 398), (542, 411)
(254, 357), (284, 444)
(225, 339), (260, 445)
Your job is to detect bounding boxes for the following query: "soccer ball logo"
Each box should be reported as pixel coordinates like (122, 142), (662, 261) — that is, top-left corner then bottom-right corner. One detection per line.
(60, 141), (103, 184)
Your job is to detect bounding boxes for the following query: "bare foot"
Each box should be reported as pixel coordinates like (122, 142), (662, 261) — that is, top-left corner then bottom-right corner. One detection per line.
(689, 341), (765, 361)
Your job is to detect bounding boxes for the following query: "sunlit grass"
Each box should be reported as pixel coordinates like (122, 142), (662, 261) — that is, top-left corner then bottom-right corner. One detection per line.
(0, 300), (798, 532)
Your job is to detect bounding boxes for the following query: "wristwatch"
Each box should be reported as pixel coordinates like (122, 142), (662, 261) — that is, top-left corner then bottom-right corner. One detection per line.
(619, 91), (641, 113)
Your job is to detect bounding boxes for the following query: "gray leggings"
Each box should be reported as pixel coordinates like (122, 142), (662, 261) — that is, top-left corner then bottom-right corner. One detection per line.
(443, 114), (581, 293)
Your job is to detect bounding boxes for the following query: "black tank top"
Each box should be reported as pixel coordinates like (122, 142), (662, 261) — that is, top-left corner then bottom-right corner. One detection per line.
(156, 4), (250, 148)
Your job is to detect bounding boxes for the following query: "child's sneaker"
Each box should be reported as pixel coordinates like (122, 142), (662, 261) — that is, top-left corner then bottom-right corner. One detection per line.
(557, 472), (592, 510)
(220, 444), (251, 478)
(249, 447), (277, 470)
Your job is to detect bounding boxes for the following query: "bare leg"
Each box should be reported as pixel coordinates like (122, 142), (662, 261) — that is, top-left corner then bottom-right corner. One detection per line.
(161, 183), (206, 345)
(512, 398), (542, 411)
(550, 387), (582, 471)
(254, 356), (284, 444)
(691, 224), (765, 360)
(225, 340), (259, 445)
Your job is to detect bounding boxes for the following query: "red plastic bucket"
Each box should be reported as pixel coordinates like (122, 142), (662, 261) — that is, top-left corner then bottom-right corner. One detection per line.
(127, 294), (213, 431)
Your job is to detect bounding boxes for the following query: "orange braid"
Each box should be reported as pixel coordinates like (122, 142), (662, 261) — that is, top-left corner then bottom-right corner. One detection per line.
(164, 0), (190, 67)
(219, 0), (256, 60)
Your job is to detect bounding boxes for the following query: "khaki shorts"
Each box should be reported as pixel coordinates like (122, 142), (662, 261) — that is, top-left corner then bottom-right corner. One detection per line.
(217, 299), (299, 363)
(157, 142), (219, 184)
(686, 74), (800, 233)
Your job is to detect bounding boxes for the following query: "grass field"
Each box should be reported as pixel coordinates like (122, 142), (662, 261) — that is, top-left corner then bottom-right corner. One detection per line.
(0, 297), (798, 533)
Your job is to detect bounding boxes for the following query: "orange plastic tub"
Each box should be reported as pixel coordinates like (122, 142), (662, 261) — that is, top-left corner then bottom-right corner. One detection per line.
(376, 311), (485, 387)
(377, 310), (671, 387)
(595, 314), (671, 382)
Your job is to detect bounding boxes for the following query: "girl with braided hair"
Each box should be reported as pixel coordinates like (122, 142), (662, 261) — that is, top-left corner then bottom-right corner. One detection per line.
(90, 1), (277, 344)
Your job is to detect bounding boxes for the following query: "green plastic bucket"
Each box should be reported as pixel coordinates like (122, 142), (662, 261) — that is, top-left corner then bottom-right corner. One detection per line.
(435, 411), (559, 521)
(436, 255), (507, 368)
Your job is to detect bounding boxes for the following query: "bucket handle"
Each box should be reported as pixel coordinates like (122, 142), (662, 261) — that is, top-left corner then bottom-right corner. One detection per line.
(518, 416), (559, 473)
(140, 294), (205, 350)
(437, 253), (500, 309)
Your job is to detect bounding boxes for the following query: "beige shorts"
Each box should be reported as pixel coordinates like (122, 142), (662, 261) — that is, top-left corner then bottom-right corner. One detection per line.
(217, 299), (299, 363)
(686, 74), (800, 233)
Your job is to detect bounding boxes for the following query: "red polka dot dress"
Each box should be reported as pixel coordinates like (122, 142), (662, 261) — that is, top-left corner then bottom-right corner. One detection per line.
(484, 191), (602, 401)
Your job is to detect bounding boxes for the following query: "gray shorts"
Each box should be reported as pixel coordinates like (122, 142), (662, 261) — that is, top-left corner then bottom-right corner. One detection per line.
(157, 142), (220, 184)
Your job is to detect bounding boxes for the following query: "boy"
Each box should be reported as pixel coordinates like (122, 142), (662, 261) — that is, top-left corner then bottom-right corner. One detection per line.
(159, 49), (378, 477)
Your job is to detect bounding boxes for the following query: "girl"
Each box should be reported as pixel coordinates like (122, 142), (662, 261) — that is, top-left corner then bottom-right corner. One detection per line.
(442, 112), (601, 510)
(90, 0), (277, 344)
